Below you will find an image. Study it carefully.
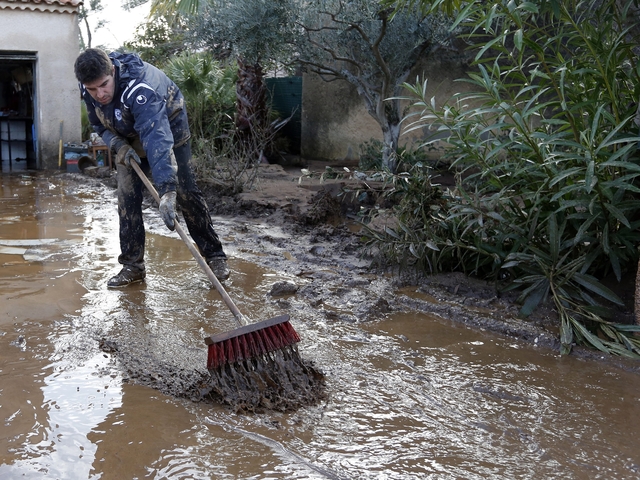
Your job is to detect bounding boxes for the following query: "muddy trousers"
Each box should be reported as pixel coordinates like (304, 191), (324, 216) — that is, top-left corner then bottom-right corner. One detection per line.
(115, 141), (225, 271)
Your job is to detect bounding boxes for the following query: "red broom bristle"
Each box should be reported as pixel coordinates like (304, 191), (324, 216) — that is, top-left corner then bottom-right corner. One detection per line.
(210, 343), (225, 370)
(231, 335), (241, 363)
(206, 318), (301, 370)
(263, 327), (275, 349)
(273, 323), (291, 347)
(272, 324), (289, 350)
(246, 331), (258, 358)
(252, 330), (266, 357)
(225, 337), (235, 364)
(241, 334), (251, 360)
(282, 321), (301, 343)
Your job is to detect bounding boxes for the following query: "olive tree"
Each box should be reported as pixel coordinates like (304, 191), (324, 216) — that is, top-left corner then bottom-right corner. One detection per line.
(78, 0), (106, 49)
(140, 0), (455, 173)
(295, 0), (455, 172)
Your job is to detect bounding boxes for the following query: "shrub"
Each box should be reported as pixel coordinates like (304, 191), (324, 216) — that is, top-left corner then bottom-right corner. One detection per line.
(365, 0), (640, 357)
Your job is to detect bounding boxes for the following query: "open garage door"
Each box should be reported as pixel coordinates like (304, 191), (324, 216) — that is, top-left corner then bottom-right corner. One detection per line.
(0, 52), (36, 173)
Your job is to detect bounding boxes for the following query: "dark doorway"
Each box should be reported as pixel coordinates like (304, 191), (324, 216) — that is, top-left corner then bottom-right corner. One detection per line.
(266, 77), (302, 155)
(0, 52), (36, 173)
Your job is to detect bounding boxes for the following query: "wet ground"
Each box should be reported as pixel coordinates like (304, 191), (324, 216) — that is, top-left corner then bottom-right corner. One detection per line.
(2, 171), (640, 479)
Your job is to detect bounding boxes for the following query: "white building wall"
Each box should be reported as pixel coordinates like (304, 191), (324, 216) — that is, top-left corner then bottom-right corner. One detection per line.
(0, 2), (81, 169)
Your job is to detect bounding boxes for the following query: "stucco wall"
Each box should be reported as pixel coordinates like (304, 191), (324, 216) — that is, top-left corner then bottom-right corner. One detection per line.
(301, 57), (469, 163)
(0, 6), (81, 169)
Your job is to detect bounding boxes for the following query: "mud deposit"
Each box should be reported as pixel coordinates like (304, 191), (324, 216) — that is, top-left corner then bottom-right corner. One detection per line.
(2, 170), (640, 479)
(99, 332), (326, 413)
(206, 348), (326, 412)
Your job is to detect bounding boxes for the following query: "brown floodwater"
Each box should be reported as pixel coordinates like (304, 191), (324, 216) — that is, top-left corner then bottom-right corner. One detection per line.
(1, 171), (640, 479)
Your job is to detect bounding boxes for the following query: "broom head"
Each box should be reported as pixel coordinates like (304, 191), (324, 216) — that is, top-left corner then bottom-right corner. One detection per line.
(205, 314), (300, 370)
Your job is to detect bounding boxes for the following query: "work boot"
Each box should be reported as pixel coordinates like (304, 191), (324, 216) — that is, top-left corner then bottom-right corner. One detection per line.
(208, 257), (230, 282)
(107, 265), (146, 288)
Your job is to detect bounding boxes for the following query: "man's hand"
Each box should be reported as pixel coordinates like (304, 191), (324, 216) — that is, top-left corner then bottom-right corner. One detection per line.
(115, 144), (141, 168)
(159, 191), (177, 231)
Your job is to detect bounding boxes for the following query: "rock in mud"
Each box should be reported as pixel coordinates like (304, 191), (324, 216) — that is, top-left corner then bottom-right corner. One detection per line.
(268, 281), (299, 297)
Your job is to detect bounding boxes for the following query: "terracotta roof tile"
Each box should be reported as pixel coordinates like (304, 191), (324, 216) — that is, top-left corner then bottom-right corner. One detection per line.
(4, 0), (82, 5)
(0, 0), (83, 12)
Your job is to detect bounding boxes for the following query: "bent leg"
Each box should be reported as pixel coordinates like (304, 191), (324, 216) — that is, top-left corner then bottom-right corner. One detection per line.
(115, 162), (146, 271)
(173, 142), (226, 260)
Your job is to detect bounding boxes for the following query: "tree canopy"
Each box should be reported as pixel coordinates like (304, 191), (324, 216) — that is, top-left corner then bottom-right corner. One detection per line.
(295, 0), (455, 171)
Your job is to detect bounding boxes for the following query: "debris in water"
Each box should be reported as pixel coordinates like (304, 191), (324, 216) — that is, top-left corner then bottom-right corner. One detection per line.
(99, 338), (119, 353)
(10, 335), (26, 351)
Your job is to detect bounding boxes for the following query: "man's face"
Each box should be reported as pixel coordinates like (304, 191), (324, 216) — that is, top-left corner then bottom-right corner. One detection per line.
(83, 69), (115, 105)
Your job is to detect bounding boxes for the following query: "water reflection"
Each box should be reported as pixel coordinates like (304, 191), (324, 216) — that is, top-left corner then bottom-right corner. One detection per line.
(0, 354), (123, 479)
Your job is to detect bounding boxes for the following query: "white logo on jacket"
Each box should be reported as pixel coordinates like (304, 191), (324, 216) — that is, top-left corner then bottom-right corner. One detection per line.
(136, 95), (147, 105)
(115, 109), (122, 121)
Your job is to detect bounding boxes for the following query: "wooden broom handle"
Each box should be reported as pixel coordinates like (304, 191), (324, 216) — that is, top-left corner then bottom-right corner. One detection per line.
(130, 161), (247, 327)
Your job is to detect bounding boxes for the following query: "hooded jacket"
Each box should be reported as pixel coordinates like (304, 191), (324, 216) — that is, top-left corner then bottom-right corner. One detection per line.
(80, 52), (190, 196)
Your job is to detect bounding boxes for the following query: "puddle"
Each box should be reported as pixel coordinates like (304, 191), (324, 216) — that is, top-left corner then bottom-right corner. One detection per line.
(1, 172), (640, 478)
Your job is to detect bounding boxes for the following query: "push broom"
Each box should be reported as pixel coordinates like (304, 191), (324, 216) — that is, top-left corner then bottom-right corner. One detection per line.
(130, 161), (301, 372)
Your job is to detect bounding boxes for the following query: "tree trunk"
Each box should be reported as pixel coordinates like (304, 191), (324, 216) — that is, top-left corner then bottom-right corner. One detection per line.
(379, 97), (402, 172)
(83, 14), (92, 49)
(381, 121), (401, 172)
(234, 57), (270, 163)
(235, 57), (267, 135)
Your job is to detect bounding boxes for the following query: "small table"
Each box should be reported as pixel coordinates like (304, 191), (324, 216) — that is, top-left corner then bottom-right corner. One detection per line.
(88, 144), (112, 168)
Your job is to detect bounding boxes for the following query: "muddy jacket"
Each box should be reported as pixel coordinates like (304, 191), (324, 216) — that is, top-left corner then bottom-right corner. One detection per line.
(80, 52), (190, 196)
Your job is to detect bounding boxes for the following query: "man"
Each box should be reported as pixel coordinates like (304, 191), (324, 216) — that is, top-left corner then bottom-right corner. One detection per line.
(74, 48), (230, 288)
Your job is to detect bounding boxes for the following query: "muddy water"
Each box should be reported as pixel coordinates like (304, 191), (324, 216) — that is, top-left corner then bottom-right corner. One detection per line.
(1, 172), (640, 479)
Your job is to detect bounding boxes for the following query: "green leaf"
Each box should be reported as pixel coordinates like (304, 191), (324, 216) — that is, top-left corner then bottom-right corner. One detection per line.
(570, 317), (610, 353)
(600, 144), (640, 164)
(600, 323), (618, 341)
(502, 260), (520, 269)
(572, 214), (597, 245)
(548, 167), (585, 187)
(619, 333), (640, 355)
(548, 213), (558, 262)
(514, 28), (523, 51)
(608, 250), (622, 282)
(584, 160), (595, 193)
(520, 1), (539, 13)
(572, 273), (624, 306)
(613, 323), (640, 332)
(449, 1), (476, 32)
(603, 203), (631, 229)
(519, 279), (549, 317)
(602, 226), (610, 254)
(384, 227), (400, 240)
(589, 105), (603, 145)
(425, 240), (440, 251)
(560, 315), (573, 353)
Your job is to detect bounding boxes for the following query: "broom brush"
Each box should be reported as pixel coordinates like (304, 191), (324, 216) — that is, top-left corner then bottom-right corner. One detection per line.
(130, 161), (301, 372)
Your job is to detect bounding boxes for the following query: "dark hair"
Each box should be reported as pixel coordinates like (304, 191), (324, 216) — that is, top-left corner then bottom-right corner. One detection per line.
(74, 48), (113, 84)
